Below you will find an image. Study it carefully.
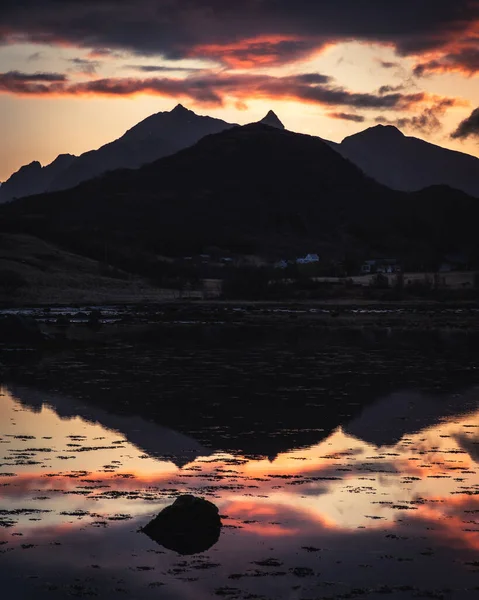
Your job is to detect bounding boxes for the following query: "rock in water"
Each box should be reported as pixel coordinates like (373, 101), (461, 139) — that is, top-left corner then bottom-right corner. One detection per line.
(141, 495), (222, 555)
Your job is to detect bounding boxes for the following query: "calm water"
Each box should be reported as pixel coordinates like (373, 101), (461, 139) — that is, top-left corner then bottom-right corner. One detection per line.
(1, 375), (479, 599)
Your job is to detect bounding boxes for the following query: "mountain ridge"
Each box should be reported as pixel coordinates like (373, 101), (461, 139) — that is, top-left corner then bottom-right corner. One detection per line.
(2, 122), (477, 272)
(0, 106), (286, 203)
(0, 105), (237, 203)
(1, 105), (478, 203)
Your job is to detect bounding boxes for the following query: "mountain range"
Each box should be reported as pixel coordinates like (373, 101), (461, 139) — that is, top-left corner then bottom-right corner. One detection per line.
(1, 105), (478, 203)
(0, 106), (283, 204)
(0, 105), (235, 203)
(2, 121), (478, 272)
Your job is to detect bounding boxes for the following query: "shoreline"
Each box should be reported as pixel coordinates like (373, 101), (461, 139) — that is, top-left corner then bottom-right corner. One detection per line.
(2, 300), (479, 351)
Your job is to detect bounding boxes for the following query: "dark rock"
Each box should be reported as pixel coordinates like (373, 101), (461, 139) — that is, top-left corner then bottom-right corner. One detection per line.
(141, 495), (222, 555)
(0, 314), (45, 342)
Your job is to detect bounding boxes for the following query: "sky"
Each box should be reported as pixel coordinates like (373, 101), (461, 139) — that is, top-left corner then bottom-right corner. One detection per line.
(1, 0), (479, 182)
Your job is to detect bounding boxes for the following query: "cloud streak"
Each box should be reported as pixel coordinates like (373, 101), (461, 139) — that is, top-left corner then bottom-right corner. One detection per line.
(414, 47), (479, 77)
(327, 112), (366, 122)
(125, 64), (202, 73)
(0, 70), (442, 113)
(375, 99), (457, 135)
(0, 70), (68, 94)
(0, 70), (67, 82)
(68, 58), (100, 76)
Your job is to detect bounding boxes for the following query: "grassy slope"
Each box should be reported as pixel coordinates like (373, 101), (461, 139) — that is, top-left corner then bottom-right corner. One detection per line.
(0, 233), (178, 305)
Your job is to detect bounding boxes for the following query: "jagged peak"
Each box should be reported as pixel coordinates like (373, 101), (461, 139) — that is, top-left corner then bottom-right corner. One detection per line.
(259, 110), (285, 129)
(171, 103), (192, 115)
(19, 161), (42, 171)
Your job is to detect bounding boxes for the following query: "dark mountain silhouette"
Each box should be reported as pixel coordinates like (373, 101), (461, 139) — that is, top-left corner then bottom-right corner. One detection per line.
(1, 123), (478, 267)
(0, 123), (395, 257)
(0, 154), (76, 203)
(259, 110), (285, 129)
(334, 124), (479, 198)
(3, 108), (478, 205)
(0, 104), (235, 203)
(48, 104), (236, 193)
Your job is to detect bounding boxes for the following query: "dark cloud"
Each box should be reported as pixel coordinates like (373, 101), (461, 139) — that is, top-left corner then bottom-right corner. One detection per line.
(294, 73), (331, 84)
(87, 48), (120, 59)
(378, 84), (406, 95)
(68, 57), (100, 75)
(0, 70), (67, 82)
(0, 70), (436, 112)
(414, 47), (479, 77)
(375, 98), (456, 135)
(0, 71), (68, 94)
(451, 107), (479, 140)
(0, 1), (477, 68)
(327, 112), (365, 122)
(27, 51), (42, 61)
(126, 64), (201, 73)
(379, 60), (400, 69)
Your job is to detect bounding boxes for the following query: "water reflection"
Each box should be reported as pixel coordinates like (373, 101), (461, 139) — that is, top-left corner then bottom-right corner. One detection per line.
(1, 383), (479, 598)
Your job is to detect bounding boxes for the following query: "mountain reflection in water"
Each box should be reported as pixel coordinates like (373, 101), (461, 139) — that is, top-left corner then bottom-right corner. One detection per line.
(1, 382), (478, 599)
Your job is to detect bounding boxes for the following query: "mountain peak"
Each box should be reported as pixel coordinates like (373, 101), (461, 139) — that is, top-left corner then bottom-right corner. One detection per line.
(259, 110), (285, 129)
(368, 124), (404, 138)
(341, 123), (405, 147)
(21, 161), (42, 171)
(171, 103), (191, 115)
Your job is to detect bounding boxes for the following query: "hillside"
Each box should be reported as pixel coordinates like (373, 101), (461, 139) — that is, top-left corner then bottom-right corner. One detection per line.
(0, 233), (172, 304)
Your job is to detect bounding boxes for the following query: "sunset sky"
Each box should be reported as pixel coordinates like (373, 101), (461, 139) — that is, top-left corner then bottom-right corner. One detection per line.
(1, 0), (479, 182)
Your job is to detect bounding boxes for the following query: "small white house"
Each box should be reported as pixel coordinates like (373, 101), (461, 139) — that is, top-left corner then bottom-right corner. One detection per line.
(296, 253), (320, 265)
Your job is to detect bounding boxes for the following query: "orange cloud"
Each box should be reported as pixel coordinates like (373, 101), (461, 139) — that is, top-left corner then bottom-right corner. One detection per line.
(0, 71), (450, 115)
(189, 35), (328, 69)
(413, 20), (479, 76)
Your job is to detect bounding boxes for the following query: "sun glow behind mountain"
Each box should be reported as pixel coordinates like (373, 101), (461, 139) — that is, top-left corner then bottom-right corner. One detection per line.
(0, 1), (478, 181)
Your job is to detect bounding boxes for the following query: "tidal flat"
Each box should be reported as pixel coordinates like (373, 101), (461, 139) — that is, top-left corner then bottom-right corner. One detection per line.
(1, 314), (479, 599)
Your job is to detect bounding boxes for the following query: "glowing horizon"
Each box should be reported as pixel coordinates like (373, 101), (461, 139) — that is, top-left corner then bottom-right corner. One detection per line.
(1, 2), (478, 181)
